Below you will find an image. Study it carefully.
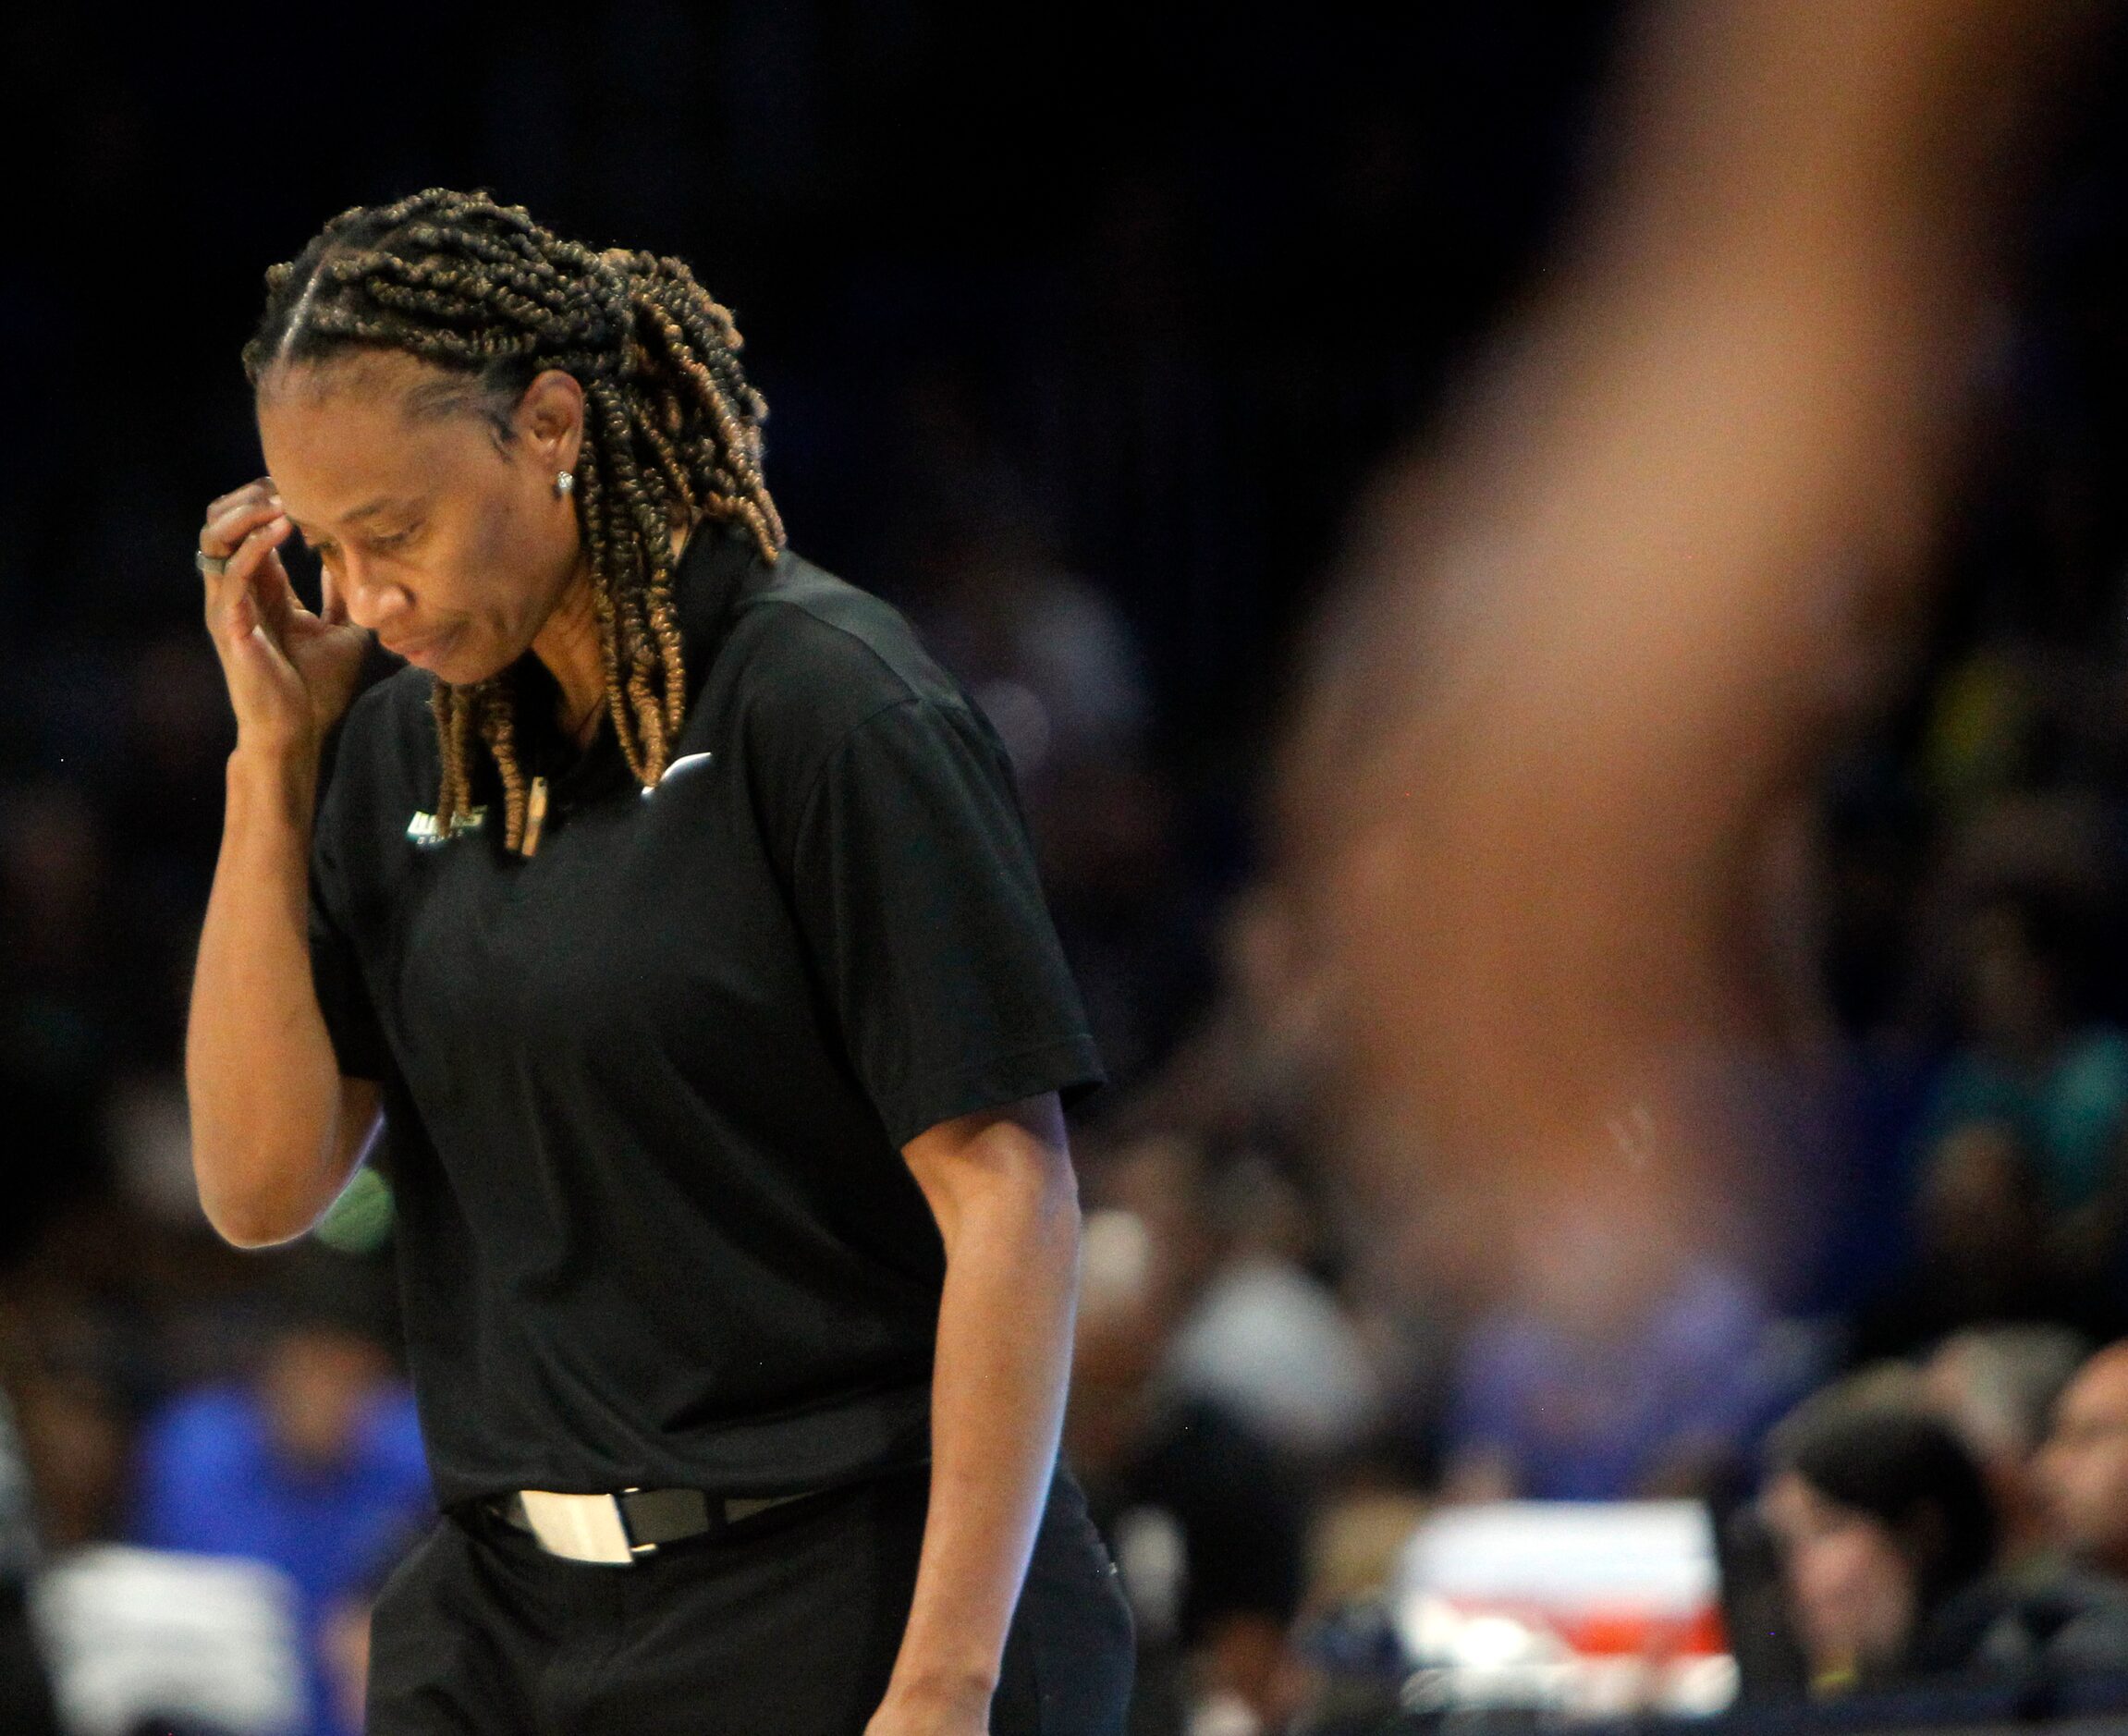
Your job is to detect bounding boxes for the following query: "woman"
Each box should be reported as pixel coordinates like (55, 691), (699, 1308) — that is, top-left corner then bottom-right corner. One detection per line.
(1759, 1399), (1997, 1694)
(186, 189), (1132, 1735)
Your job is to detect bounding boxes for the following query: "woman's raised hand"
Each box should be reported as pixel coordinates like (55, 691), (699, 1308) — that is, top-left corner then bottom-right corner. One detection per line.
(198, 479), (373, 761)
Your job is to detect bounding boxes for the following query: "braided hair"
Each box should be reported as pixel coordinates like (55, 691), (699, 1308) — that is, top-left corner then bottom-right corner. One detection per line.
(242, 188), (787, 851)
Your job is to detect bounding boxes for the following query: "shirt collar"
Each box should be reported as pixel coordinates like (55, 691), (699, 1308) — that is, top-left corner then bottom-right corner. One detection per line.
(670, 518), (766, 708)
(508, 519), (765, 797)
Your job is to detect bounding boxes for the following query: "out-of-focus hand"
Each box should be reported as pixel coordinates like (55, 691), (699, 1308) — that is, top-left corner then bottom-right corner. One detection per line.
(198, 477), (371, 762)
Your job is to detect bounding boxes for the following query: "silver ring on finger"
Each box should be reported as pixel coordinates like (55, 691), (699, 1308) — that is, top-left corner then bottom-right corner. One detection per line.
(195, 549), (230, 577)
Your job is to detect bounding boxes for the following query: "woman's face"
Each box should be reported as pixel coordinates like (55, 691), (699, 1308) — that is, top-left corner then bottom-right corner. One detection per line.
(1761, 1470), (1918, 1684)
(255, 353), (585, 686)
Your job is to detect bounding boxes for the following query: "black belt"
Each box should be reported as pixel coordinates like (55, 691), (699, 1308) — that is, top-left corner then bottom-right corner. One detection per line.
(483, 1485), (819, 1565)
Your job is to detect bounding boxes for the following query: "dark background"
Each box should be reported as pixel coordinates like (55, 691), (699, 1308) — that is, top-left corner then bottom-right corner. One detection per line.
(1, 1), (1622, 764)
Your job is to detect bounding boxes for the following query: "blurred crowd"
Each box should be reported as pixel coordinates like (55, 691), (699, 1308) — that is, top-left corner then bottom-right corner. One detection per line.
(15, 2), (2128, 1733)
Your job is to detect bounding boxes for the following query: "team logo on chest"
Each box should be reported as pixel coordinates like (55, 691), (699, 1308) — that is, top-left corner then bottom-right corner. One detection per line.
(407, 807), (487, 846)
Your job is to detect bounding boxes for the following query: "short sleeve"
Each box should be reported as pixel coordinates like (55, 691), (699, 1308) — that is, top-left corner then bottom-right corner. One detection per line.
(789, 695), (1104, 1148)
(309, 765), (390, 1083)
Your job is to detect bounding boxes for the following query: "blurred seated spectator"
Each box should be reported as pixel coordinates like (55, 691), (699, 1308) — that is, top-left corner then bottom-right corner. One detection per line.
(1722, 1365), (1921, 1698)
(32, 1546), (308, 1736)
(1914, 1339), (2128, 1680)
(1067, 1208), (1310, 1736)
(1923, 1325), (2090, 1575)
(1165, 1155), (1381, 1462)
(1849, 1118), (2112, 1365)
(2038, 1342), (2128, 1584)
(1441, 1192), (1801, 1502)
(1922, 882), (2128, 1219)
(128, 1250), (428, 1736)
(1758, 1400), (1997, 1693)
(9, 1320), (131, 1553)
(1093, 1131), (1379, 1465)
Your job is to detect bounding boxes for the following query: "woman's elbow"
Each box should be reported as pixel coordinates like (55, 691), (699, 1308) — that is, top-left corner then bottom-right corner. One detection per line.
(198, 1179), (323, 1250)
(190, 1133), (338, 1250)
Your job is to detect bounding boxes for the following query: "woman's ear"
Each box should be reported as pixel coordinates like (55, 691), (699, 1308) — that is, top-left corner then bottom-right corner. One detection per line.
(516, 370), (586, 475)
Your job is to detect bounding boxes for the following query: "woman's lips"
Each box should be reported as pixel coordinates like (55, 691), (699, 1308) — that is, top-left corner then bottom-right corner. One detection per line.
(382, 625), (455, 667)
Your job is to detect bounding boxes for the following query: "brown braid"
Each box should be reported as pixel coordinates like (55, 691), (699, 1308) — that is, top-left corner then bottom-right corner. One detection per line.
(242, 189), (787, 850)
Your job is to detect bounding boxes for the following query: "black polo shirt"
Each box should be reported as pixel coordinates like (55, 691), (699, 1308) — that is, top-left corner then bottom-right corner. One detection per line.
(307, 524), (1103, 1510)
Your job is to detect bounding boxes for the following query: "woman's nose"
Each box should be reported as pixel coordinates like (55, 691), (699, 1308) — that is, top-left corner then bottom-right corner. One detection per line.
(338, 557), (412, 633)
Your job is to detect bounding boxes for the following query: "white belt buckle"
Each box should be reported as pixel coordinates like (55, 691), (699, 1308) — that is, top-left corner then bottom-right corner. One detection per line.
(518, 1489), (638, 1565)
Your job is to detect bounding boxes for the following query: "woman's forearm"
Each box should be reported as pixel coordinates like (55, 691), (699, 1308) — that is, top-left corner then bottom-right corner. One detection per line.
(185, 747), (362, 1247)
(880, 1113), (1081, 1729)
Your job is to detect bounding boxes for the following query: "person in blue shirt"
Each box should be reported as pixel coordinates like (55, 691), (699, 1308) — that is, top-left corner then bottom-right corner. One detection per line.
(130, 1253), (429, 1736)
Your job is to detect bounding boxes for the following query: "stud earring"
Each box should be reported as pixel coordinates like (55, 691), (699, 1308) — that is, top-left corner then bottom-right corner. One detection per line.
(555, 471), (575, 497)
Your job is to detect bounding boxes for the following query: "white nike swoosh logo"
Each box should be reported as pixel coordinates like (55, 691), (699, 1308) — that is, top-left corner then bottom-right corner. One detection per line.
(643, 751), (715, 796)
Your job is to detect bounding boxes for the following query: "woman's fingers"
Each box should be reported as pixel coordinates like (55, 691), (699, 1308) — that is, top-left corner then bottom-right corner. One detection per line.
(226, 620), (301, 719)
(207, 518), (288, 654)
(201, 492), (318, 646)
(196, 482), (334, 752)
(318, 563), (349, 628)
(254, 543), (307, 635)
(201, 501), (280, 563)
(214, 572), (305, 719)
(238, 621), (296, 679)
(202, 477), (275, 521)
(201, 477), (278, 532)
(220, 563), (255, 642)
(200, 490), (286, 562)
(223, 515), (290, 600)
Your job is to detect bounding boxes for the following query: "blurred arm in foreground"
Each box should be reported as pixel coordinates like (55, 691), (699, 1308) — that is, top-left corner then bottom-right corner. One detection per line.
(1278, 0), (2097, 1303)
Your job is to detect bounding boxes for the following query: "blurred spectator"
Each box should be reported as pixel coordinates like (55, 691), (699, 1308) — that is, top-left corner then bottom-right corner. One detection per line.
(1165, 1155), (1381, 1463)
(11, 1349), (131, 1554)
(1850, 1117), (2111, 1364)
(1923, 883), (2128, 1217)
(2039, 1341), (2128, 1583)
(1916, 1339), (2128, 1681)
(1092, 1130), (1379, 1465)
(1759, 1401), (1997, 1694)
(33, 1546), (309, 1736)
(1923, 1324), (2090, 1575)
(128, 1252), (427, 1736)
(1066, 1208), (1310, 1736)
(1441, 1190), (1802, 1502)
(1723, 1363), (1925, 1699)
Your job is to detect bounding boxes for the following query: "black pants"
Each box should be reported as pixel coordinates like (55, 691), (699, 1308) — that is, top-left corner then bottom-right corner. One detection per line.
(366, 1465), (1133, 1734)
